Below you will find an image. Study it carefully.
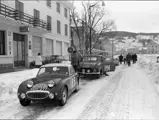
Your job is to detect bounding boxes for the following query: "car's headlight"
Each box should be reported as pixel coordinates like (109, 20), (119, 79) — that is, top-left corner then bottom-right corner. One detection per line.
(27, 81), (34, 88)
(20, 93), (26, 99)
(48, 80), (55, 88)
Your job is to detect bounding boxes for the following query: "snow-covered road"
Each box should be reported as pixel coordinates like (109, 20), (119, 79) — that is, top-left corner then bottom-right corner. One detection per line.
(1, 63), (159, 119)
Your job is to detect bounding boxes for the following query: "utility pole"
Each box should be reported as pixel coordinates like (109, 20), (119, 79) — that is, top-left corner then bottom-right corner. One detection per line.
(89, 6), (92, 55)
(112, 39), (114, 59)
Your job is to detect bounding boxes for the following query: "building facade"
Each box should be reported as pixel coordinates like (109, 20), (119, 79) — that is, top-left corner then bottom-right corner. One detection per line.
(146, 40), (159, 54)
(0, 0), (73, 72)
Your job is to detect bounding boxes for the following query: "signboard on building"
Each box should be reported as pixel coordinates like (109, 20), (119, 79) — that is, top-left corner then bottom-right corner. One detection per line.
(20, 26), (29, 32)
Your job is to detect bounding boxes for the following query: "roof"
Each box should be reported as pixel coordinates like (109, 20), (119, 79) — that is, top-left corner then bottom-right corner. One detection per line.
(41, 62), (72, 68)
(83, 55), (102, 57)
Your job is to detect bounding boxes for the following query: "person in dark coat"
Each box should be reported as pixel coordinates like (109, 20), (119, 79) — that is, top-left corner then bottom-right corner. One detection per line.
(134, 53), (137, 62)
(118, 54), (123, 64)
(71, 51), (79, 72)
(126, 53), (132, 66)
(132, 53), (137, 64)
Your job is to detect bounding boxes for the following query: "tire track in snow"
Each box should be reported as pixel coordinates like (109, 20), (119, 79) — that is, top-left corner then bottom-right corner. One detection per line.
(77, 68), (124, 119)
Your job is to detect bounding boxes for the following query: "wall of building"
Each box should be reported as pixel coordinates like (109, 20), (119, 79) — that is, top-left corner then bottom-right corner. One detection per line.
(0, 0), (72, 72)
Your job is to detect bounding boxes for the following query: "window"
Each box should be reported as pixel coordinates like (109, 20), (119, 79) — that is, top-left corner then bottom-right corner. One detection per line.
(47, 15), (52, 31)
(56, 2), (60, 13)
(34, 9), (40, 19)
(46, 0), (51, 7)
(57, 20), (61, 34)
(64, 8), (67, 18)
(0, 31), (5, 55)
(70, 66), (75, 75)
(33, 9), (40, 26)
(65, 24), (68, 36)
(15, 0), (24, 20)
(37, 67), (69, 76)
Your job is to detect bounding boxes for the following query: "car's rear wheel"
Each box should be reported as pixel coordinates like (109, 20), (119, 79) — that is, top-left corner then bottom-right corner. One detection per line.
(20, 99), (31, 106)
(75, 78), (79, 92)
(59, 87), (68, 106)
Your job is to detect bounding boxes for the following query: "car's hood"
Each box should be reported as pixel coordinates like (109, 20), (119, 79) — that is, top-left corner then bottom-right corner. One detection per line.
(31, 75), (66, 85)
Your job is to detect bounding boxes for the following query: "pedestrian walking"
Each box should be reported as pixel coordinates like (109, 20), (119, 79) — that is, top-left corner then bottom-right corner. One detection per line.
(132, 53), (137, 64)
(126, 53), (132, 67)
(118, 54), (123, 64)
(71, 51), (79, 72)
(35, 53), (42, 68)
(123, 54), (126, 64)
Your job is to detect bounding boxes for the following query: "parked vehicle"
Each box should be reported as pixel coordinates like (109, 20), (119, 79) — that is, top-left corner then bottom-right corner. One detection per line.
(17, 63), (79, 106)
(78, 55), (107, 78)
(104, 57), (116, 72)
(50, 55), (66, 63)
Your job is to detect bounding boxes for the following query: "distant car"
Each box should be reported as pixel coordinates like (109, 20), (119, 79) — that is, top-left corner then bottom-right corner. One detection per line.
(78, 55), (107, 78)
(50, 55), (65, 63)
(17, 63), (79, 106)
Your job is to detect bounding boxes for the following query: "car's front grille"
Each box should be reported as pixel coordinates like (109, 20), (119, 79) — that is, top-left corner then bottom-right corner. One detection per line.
(26, 91), (49, 100)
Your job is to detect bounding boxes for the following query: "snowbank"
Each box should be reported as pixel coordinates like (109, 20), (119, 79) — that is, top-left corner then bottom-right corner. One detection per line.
(138, 55), (159, 94)
(0, 69), (39, 105)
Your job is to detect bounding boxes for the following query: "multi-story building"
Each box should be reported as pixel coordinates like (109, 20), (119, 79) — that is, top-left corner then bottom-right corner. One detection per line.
(136, 34), (153, 40)
(146, 40), (159, 54)
(0, 0), (73, 73)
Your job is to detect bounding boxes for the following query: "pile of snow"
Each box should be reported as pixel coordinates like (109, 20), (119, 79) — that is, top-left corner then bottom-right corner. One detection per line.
(0, 69), (39, 105)
(138, 55), (159, 84)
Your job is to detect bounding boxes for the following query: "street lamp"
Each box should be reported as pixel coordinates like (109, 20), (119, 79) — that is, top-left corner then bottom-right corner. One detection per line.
(89, 1), (105, 55)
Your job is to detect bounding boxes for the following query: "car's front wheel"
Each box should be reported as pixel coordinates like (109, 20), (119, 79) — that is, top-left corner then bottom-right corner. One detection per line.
(59, 87), (68, 106)
(20, 99), (31, 106)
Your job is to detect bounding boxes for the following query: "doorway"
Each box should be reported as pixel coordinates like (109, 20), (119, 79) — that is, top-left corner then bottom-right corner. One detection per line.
(13, 33), (25, 67)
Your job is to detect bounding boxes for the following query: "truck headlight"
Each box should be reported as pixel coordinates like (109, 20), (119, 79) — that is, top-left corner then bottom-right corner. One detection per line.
(27, 81), (34, 88)
(48, 80), (55, 88)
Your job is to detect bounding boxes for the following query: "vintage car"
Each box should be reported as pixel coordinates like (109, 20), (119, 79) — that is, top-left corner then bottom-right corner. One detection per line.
(78, 55), (107, 78)
(50, 55), (66, 63)
(17, 63), (79, 106)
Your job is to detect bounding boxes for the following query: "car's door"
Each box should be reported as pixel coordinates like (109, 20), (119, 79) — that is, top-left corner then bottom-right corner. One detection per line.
(69, 66), (76, 92)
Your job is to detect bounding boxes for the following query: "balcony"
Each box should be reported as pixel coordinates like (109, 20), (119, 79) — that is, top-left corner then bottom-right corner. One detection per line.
(0, 3), (51, 31)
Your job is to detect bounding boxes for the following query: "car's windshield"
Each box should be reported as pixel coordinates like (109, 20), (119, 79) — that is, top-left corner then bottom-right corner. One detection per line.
(37, 66), (69, 76)
(83, 56), (99, 61)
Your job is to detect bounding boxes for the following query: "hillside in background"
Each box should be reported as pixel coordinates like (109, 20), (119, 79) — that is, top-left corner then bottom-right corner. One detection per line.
(102, 31), (159, 38)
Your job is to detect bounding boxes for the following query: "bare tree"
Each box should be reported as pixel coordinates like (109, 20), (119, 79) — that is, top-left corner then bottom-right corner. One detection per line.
(70, 1), (116, 55)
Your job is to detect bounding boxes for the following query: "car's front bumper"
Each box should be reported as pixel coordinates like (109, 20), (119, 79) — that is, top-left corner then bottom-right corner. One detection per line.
(78, 72), (100, 75)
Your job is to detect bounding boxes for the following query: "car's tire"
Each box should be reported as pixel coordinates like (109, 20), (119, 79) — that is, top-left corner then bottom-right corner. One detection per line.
(20, 99), (31, 106)
(75, 78), (79, 92)
(59, 87), (68, 106)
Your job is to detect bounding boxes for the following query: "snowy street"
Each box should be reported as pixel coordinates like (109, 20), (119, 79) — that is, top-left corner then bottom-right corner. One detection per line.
(1, 62), (159, 119)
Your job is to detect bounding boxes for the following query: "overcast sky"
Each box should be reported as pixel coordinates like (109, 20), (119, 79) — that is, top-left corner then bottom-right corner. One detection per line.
(73, 1), (159, 33)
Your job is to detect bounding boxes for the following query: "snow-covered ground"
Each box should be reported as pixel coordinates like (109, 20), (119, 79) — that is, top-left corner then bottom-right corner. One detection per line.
(1, 57), (159, 119)
(0, 69), (39, 106)
(0, 65), (123, 119)
(138, 54), (159, 96)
